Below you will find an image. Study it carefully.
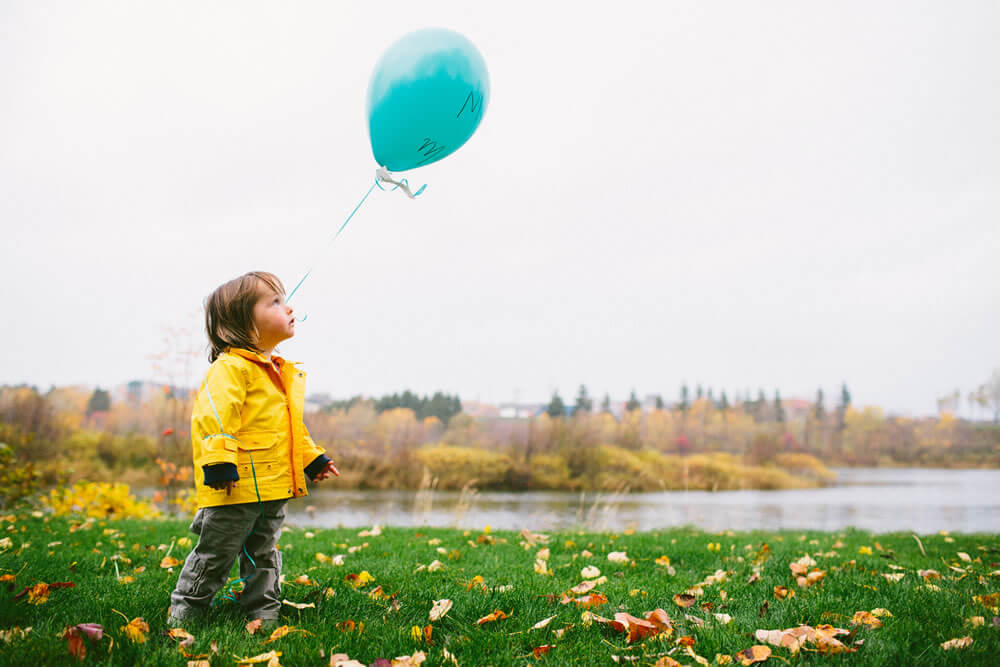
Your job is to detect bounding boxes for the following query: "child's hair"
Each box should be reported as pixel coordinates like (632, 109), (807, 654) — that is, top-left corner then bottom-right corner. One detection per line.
(204, 271), (286, 362)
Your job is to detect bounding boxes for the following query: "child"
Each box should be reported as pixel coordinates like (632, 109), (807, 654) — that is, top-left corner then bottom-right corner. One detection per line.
(168, 271), (338, 626)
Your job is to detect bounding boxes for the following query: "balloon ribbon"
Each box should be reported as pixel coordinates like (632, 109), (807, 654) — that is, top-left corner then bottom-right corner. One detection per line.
(286, 168), (426, 306)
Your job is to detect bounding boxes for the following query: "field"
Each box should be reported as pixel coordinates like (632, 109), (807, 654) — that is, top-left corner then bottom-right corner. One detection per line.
(1, 513), (998, 665)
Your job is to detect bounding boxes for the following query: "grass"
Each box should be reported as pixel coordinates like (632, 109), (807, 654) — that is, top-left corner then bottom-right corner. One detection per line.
(0, 513), (998, 665)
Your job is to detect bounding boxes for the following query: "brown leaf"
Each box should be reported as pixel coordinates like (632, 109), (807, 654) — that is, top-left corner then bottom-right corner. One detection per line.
(644, 608), (673, 633)
(569, 580), (598, 595)
(758, 601), (769, 617)
(246, 619), (263, 635)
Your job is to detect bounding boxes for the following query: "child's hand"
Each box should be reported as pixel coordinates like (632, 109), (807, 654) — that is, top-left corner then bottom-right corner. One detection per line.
(312, 460), (340, 482)
(209, 481), (236, 495)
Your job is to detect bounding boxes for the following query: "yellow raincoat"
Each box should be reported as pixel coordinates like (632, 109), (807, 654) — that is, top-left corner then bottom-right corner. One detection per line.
(190, 347), (327, 508)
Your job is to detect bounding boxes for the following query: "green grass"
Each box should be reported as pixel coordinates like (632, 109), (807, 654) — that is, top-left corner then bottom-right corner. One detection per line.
(0, 513), (998, 665)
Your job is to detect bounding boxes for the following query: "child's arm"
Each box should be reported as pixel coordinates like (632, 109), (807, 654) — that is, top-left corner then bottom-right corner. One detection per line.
(302, 423), (339, 482)
(192, 359), (247, 491)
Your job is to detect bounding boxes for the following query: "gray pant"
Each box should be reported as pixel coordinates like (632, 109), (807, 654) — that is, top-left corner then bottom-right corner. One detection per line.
(169, 499), (287, 621)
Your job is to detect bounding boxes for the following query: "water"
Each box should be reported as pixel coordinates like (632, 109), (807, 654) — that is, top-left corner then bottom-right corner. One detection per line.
(286, 468), (1000, 534)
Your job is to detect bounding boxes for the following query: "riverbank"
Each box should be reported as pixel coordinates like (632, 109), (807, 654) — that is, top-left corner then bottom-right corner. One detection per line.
(0, 514), (997, 665)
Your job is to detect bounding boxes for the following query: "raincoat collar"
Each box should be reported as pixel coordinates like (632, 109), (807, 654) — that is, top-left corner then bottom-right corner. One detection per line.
(227, 347), (300, 368)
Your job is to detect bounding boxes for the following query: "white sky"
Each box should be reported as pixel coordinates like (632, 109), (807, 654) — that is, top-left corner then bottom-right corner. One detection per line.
(2, 1), (998, 416)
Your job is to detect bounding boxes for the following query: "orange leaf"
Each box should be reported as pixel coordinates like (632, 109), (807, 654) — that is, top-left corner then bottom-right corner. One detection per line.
(773, 586), (794, 600)
(533, 645), (553, 658)
(645, 608), (674, 633)
(613, 612), (659, 643)
(62, 627), (87, 660)
(850, 611), (882, 629)
(160, 556), (181, 569)
(245, 619), (263, 635)
(476, 609), (510, 625)
(569, 580), (598, 595)
(673, 593), (697, 608)
(336, 620), (356, 633)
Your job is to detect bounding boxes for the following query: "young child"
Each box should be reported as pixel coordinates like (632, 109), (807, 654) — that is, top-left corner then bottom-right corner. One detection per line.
(169, 271), (338, 626)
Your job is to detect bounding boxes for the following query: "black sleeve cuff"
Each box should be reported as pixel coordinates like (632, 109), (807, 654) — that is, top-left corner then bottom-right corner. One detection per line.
(203, 462), (239, 485)
(305, 454), (331, 480)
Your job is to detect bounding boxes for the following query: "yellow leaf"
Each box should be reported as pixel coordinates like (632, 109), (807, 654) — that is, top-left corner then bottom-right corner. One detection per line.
(264, 625), (312, 644)
(735, 645), (771, 665)
(966, 616), (985, 627)
(233, 650), (282, 664)
(850, 611), (882, 629)
(858, 546), (873, 555)
(122, 617), (149, 643)
(655, 556), (671, 568)
(773, 586), (794, 600)
(280, 599), (315, 610)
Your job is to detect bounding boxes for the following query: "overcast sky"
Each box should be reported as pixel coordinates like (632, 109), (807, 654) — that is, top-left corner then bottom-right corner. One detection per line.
(2, 1), (998, 416)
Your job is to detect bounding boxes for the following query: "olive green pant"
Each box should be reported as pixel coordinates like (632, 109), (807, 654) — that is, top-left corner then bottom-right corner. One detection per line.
(169, 499), (287, 622)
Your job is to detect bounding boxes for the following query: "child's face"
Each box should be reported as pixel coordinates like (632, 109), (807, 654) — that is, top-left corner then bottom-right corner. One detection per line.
(252, 283), (295, 350)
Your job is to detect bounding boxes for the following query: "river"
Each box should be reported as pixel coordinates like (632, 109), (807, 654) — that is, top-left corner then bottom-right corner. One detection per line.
(285, 468), (999, 534)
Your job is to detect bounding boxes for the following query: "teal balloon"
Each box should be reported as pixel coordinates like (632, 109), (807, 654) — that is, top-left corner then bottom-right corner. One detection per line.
(367, 28), (489, 172)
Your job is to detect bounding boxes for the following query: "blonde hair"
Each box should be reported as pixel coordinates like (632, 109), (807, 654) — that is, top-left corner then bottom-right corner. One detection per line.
(204, 271), (286, 362)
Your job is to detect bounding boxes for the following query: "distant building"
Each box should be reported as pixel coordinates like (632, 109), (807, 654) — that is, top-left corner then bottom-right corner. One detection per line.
(462, 401), (500, 418)
(498, 403), (546, 419)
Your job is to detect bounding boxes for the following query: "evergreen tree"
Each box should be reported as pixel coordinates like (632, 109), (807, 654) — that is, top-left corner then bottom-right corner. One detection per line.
(814, 388), (825, 421)
(574, 384), (593, 415)
(600, 393), (611, 414)
(719, 391), (729, 411)
(696, 384), (704, 400)
(654, 394), (665, 409)
(774, 389), (785, 423)
(547, 391), (566, 418)
(840, 383), (851, 411)
(679, 384), (690, 413)
(756, 388), (767, 421)
(625, 389), (641, 412)
(707, 387), (715, 407)
(86, 387), (110, 416)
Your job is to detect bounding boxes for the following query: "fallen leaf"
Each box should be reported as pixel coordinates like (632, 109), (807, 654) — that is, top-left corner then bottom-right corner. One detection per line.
(941, 636), (973, 650)
(532, 645), (553, 658)
(918, 569), (941, 581)
(264, 625), (313, 644)
(291, 574), (316, 586)
(966, 616), (985, 627)
(714, 613), (733, 625)
(345, 571), (374, 588)
(870, 608), (893, 618)
(62, 627), (88, 660)
(569, 580), (598, 595)
(673, 593), (697, 608)
(160, 556), (181, 569)
(850, 611), (883, 629)
(608, 551), (629, 563)
(233, 650), (282, 664)
(581, 565), (601, 579)
(122, 616), (149, 643)
(957, 552), (972, 562)
(974, 593), (1000, 613)
(735, 645), (771, 665)
(0, 627), (32, 643)
(789, 555), (816, 576)
(430, 599), (453, 621)
(531, 615), (557, 631)
(565, 593), (608, 608)
(613, 612), (660, 643)
(476, 609), (510, 625)
(281, 599), (316, 610)
(773, 586), (794, 600)
(534, 559), (551, 576)
(246, 619), (263, 634)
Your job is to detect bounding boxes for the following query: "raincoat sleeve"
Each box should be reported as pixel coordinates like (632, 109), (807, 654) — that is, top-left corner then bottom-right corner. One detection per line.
(301, 422), (330, 479)
(191, 358), (247, 469)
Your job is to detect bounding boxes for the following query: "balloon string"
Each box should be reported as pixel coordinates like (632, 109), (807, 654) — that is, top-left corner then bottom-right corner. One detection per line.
(286, 180), (379, 305)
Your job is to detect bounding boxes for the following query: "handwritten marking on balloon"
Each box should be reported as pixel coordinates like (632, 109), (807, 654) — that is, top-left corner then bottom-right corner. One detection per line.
(456, 90), (482, 118)
(416, 138), (447, 165)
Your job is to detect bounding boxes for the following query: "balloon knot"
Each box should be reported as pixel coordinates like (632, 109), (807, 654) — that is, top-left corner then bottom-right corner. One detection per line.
(375, 167), (426, 199)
